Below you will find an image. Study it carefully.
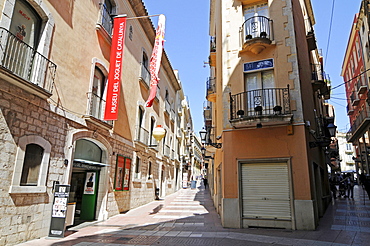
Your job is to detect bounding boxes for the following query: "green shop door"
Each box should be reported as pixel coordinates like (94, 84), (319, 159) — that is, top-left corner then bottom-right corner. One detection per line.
(80, 171), (99, 221)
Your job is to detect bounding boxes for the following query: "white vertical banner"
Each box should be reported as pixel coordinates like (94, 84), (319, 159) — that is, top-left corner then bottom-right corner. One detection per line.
(146, 14), (166, 107)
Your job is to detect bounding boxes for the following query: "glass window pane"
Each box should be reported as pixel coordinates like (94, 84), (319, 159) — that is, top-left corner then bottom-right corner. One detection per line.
(21, 144), (44, 186)
(262, 70), (274, 88)
(10, 0), (41, 47)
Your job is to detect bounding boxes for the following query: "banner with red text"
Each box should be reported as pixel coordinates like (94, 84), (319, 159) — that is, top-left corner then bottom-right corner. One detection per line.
(104, 15), (127, 120)
(146, 14), (166, 107)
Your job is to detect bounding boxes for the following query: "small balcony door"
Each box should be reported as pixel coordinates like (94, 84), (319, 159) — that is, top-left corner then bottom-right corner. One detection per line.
(244, 3), (269, 39)
(5, 0), (42, 80)
(245, 70), (275, 114)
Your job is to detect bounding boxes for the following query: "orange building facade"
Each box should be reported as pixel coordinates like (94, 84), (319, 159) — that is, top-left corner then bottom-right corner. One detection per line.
(203, 0), (334, 230)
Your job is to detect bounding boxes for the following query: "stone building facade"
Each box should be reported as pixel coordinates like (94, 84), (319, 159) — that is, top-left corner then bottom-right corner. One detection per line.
(0, 0), (196, 245)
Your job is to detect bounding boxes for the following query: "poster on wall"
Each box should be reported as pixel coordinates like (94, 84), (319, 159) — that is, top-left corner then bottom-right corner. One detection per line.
(84, 172), (96, 195)
(123, 158), (131, 191)
(114, 155), (131, 191)
(115, 155), (125, 191)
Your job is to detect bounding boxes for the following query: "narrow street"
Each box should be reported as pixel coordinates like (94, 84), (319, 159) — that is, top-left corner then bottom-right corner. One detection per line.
(18, 181), (370, 246)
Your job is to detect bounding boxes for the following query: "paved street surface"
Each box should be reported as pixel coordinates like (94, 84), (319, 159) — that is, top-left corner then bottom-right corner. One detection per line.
(18, 182), (370, 246)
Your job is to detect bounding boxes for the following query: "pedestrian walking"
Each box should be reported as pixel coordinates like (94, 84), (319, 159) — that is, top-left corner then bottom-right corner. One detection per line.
(329, 175), (337, 199)
(346, 174), (355, 198)
(203, 177), (208, 189)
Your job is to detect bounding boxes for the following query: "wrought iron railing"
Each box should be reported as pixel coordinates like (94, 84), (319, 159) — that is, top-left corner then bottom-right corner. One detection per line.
(165, 100), (171, 114)
(0, 28), (56, 93)
(230, 87), (291, 120)
(350, 92), (359, 105)
(136, 126), (149, 145)
(206, 77), (216, 97)
(241, 16), (273, 43)
(99, 3), (113, 35)
(87, 92), (113, 126)
(140, 63), (150, 86)
(311, 63), (326, 81)
(171, 149), (175, 160)
(347, 109), (369, 137)
(164, 145), (170, 157)
(347, 104), (354, 115)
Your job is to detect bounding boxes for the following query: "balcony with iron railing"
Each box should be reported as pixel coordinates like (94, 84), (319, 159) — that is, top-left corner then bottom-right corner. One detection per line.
(164, 145), (171, 157)
(206, 77), (216, 102)
(0, 28), (56, 97)
(171, 149), (175, 160)
(204, 106), (212, 127)
(240, 16), (274, 54)
(85, 92), (113, 128)
(305, 18), (317, 51)
(356, 75), (368, 94)
(164, 100), (171, 115)
(311, 63), (330, 99)
(350, 91), (360, 106)
(136, 126), (149, 145)
(96, 3), (113, 40)
(347, 104), (354, 115)
(229, 87), (292, 128)
(139, 63), (150, 88)
(209, 36), (216, 67)
(347, 109), (370, 142)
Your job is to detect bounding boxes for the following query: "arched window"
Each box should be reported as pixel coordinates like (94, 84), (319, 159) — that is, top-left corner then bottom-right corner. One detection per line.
(9, 0), (42, 48)
(140, 51), (150, 86)
(10, 135), (51, 193)
(90, 66), (107, 119)
(20, 144), (44, 186)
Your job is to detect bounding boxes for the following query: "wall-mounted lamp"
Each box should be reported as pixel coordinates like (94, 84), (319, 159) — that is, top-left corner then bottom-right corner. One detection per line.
(327, 123), (337, 137)
(199, 128), (222, 149)
(153, 125), (166, 142)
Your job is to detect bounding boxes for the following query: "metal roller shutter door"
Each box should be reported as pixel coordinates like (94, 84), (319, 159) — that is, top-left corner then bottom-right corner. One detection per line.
(241, 163), (291, 220)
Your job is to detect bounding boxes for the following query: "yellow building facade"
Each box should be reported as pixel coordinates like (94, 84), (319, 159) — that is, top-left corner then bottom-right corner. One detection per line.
(204, 0), (333, 230)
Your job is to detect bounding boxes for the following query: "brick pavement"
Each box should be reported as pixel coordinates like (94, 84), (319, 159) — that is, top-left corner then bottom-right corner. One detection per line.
(17, 181), (370, 246)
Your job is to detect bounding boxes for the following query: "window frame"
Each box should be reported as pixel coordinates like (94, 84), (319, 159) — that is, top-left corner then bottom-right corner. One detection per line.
(9, 135), (51, 194)
(0, 0), (55, 60)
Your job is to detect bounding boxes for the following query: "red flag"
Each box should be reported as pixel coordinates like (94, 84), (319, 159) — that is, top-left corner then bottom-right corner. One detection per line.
(104, 15), (127, 120)
(146, 14), (166, 107)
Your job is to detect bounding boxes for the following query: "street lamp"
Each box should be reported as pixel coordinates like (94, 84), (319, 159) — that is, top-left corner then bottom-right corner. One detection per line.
(199, 128), (222, 149)
(327, 123), (337, 137)
(199, 128), (207, 144)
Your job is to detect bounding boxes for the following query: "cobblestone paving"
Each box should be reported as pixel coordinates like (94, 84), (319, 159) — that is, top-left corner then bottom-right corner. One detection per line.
(18, 183), (370, 246)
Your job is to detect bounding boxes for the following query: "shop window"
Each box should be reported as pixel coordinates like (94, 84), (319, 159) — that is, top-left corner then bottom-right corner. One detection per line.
(114, 155), (131, 191)
(10, 135), (51, 194)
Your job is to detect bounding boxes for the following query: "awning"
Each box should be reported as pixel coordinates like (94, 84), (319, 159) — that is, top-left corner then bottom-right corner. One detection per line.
(73, 159), (109, 167)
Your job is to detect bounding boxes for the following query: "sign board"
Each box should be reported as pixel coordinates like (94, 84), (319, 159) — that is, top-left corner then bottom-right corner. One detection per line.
(243, 58), (274, 72)
(48, 185), (70, 238)
(84, 172), (96, 195)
